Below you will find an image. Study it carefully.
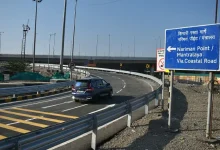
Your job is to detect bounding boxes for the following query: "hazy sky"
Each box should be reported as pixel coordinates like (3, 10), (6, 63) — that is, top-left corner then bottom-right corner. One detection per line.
(0, 0), (217, 57)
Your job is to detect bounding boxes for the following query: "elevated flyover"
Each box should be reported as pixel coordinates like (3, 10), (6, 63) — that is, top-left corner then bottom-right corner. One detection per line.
(0, 54), (156, 73)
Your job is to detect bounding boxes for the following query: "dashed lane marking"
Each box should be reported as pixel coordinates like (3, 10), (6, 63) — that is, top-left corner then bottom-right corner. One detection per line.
(12, 108), (78, 119)
(0, 116), (48, 128)
(62, 104), (88, 112)
(0, 109), (64, 123)
(42, 101), (74, 109)
(0, 123), (30, 133)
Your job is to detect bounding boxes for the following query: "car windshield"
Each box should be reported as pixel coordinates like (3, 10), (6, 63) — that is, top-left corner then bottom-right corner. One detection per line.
(75, 80), (89, 88)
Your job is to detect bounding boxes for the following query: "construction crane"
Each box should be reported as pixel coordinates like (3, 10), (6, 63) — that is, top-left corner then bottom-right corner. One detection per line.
(21, 19), (30, 61)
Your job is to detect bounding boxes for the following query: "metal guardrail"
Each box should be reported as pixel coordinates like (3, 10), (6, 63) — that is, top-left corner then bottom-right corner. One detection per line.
(0, 65), (90, 97)
(75, 66), (162, 85)
(0, 66), (162, 150)
(0, 81), (75, 97)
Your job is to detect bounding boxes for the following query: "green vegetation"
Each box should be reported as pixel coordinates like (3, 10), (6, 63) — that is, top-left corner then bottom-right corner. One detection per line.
(5, 60), (31, 73)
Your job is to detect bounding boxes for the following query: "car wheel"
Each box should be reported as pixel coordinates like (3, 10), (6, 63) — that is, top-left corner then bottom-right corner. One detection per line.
(108, 90), (113, 99)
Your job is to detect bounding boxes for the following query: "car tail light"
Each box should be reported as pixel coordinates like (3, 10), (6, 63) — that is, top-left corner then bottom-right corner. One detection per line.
(86, 83), (94, 91)
(72, 85), (76, 91)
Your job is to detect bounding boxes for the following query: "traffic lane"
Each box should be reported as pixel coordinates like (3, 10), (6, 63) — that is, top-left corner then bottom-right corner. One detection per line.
(0, 71), (154, 140)
(89, 70), (154, 97)
(9, 72), (124, 112)
(0, 71), (127, 140)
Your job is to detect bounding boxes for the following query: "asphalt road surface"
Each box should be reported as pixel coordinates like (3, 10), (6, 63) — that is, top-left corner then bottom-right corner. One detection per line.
(0, 70), (154, 141)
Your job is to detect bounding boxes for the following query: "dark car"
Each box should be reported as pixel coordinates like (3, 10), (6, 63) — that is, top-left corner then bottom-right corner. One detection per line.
(72, 77), (113, 102)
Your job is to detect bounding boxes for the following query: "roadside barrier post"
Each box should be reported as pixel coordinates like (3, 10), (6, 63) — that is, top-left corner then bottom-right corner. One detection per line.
(126, 102), (132, 127)
(91, 115), (98, 150)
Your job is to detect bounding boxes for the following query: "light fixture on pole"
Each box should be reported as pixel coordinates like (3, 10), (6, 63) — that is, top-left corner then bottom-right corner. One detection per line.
(32, 0), (42, 72)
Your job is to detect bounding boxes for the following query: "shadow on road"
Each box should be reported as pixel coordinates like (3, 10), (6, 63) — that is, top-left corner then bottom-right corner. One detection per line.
(90, 95), (135, 105)
(98, 86), (188, 150)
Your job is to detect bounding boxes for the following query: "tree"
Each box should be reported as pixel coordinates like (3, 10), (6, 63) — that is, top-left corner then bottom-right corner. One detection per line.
(6, 60), (31, 73)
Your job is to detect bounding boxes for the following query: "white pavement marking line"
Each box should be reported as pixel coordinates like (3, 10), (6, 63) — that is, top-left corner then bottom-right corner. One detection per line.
(7, 118), (36, 126)
(96, 75), (102, 79)
(88, 104), (115, 114)
(4, 95), (71, 110)
(143, 80), (154, 92)
(0, 91), (71, 108)
(42, 101), (74, 109)
(116, 89), (122, 94)
(61, 104), (88, 112)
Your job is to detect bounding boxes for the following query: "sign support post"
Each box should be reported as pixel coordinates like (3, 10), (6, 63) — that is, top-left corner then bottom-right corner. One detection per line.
(206, 0), (218, 138)
(168, 70), (174, 128)
(161, 71), (165, 110)
(206, 72), (214, 138)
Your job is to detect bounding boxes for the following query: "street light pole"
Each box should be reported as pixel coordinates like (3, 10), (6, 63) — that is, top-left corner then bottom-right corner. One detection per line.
(60, 0), (67, 73)
(71, 0), (78, 62)
(109, 34), (110, 57)
(134, 36), (135, 57)
(0, 32), (4, 54)
(48, 33), (54, 68)
(96, 34), (98, 57)
(120, 43), (122, 57)
(53, 33), (56, 57)
(32, 0), (42, 72)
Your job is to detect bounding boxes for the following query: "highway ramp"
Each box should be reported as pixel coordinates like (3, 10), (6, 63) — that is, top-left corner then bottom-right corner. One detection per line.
(0, 70), (154, 140)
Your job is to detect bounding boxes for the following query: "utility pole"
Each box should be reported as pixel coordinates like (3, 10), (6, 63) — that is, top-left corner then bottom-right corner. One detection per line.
(96, 34), (98, 57)
(71, 0), (78, 62)
(32, 0), (42, 72)
(0, 32), (4, 54)
(109, 34), (110, 57)
(53, 33), (56, 57)
(70, 0), (78, 80)
(48, 33), (55, 68)
(206, 0), (218, 139)
(120, 43), (122, 57)
(134, 36), (136, 57)
(79, 44), (80, 56)
(60, 0), (67, 73)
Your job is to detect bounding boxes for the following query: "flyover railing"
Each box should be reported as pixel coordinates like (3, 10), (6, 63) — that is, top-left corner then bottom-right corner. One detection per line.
(0, 65), (90, 98)
(0, 66), (162, 150)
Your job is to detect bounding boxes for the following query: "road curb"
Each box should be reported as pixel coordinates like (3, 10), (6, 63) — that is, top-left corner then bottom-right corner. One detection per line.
(0, 87), (71, 104)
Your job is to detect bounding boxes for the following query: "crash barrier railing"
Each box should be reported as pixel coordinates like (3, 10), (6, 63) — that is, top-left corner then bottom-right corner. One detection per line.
(0, 81), (75, 97)
(0, 65), (90, 98)
(0, 66), (162, 150)
(75, 66), (162, 85)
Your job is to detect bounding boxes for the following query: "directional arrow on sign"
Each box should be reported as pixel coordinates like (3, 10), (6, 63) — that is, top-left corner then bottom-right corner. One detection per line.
(167, 46), (176, 52)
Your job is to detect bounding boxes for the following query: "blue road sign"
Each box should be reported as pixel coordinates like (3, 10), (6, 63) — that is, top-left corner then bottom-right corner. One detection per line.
(165, 24), (220, 71)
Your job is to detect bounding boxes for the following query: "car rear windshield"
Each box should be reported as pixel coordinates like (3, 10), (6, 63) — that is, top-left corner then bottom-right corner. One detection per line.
(75, 80), (89, 87)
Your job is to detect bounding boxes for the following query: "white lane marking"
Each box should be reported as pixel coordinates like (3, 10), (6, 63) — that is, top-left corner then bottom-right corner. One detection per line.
(89, 104), (115, 114)
(116, 89), (122, 94)
(4, 95), (71, 110)
(7, 118), (36, 126)
(0, 91), (71, 108)
(143, 80), (154, 92)
(122, 80), (126, 88)
(42, 101), (74, 109)
(95, 75), (102, 79)
(61, 104), (88, 112)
